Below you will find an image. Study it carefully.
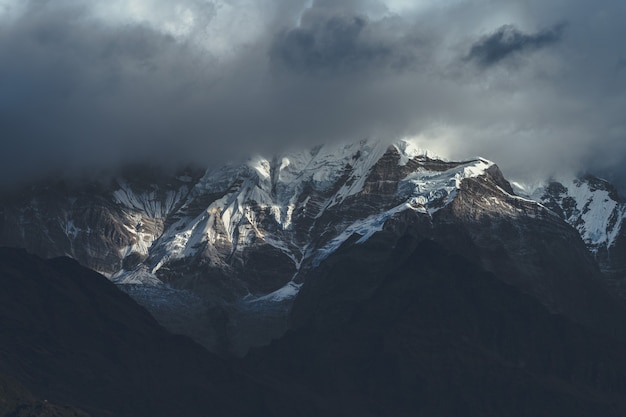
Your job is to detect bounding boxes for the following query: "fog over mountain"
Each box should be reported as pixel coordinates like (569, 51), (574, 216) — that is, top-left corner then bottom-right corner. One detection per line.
(1, 0), (625, 187)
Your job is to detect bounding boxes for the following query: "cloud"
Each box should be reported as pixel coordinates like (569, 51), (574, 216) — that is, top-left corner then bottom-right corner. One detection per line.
(271, 15), (391, 75)
(270, 11), (430, 79)
(0, 4), (204, 177)
(466, 23), (566, 67)
(0, 0), (625, 192)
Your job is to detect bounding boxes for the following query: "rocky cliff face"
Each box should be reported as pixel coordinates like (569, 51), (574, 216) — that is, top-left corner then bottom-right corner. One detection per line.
(530, 175), (626, 296)
(0, 169), (200, 278)
(1, 139), (623, 354)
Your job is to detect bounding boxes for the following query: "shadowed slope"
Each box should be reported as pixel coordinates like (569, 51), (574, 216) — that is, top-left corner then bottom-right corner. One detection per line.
(244, 236), (626, 416)
(0, 248), (264, 417)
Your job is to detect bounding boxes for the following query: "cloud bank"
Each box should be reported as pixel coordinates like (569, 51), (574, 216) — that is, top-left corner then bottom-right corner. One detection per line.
(1, 0), (625, 188)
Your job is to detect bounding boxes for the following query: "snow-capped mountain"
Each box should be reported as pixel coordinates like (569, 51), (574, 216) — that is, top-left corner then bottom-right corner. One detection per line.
(1, 139), (621, 353)
(116, 140), (496, 297)
(528, 176), (626, 295)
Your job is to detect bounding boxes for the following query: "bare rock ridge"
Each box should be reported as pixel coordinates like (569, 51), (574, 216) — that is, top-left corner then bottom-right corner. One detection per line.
(1, 139), (625, 354)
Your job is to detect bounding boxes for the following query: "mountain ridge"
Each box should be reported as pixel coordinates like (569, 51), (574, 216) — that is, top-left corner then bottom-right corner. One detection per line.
(2, 138), (625, 354)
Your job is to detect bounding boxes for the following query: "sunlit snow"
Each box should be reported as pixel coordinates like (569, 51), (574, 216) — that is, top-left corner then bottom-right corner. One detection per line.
(80, 139), (497, 303)
(530, 176), (626, 252)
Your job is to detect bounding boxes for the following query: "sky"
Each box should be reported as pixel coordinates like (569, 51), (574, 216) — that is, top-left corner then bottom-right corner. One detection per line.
(1, 0), (625, 188)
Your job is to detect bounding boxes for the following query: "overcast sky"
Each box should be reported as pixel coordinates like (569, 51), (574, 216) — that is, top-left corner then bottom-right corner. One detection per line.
(1, 0), (625, 187)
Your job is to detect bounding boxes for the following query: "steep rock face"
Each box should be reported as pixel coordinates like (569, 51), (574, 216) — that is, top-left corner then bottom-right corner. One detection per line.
(532, 176), (626, 296)
(0, 171), (198, 277)
(440, 172), (609, 325)
(294, 170), (624, 340)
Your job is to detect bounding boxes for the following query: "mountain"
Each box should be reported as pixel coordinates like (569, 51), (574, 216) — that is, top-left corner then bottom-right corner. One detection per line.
(245, 238), (626, 417)
(1, 139), (625, 354)
(526, 176), (626, 296)
(0, 247), (265, 417)
(4, 138), (626, 415)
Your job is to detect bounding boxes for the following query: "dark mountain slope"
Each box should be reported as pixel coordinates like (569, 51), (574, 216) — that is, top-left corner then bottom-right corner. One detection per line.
(244, 235), (626, 417)
(3, 147), (626, 416)
(3, 229), (626, 416)
(0, 248), (264, 417)
(3, 140), (626, 358)
(0, 374), (90, 417)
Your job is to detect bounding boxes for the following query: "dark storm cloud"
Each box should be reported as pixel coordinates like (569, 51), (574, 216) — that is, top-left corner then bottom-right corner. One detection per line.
(270, 14), (415, 75)
(1, 0), (626, 191)
(0, 3), (205, 181)
(466, 23), (566, 67)
(0, 0), (431, 184)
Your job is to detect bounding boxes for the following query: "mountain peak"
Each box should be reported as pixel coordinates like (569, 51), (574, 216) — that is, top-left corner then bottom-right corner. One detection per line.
(3, 138), (620, 353)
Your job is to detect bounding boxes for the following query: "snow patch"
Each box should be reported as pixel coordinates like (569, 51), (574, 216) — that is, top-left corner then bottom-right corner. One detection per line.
(111, 266), (164, 286)
(248, 281), (303, 303)
(113, 178), (188, 219)
(313, 157), (494, 266)
(394, 139), (425, 166)
(532, 176), (626, 251)
(566, 179), (624, 248)
(64, 219), (79, 239)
